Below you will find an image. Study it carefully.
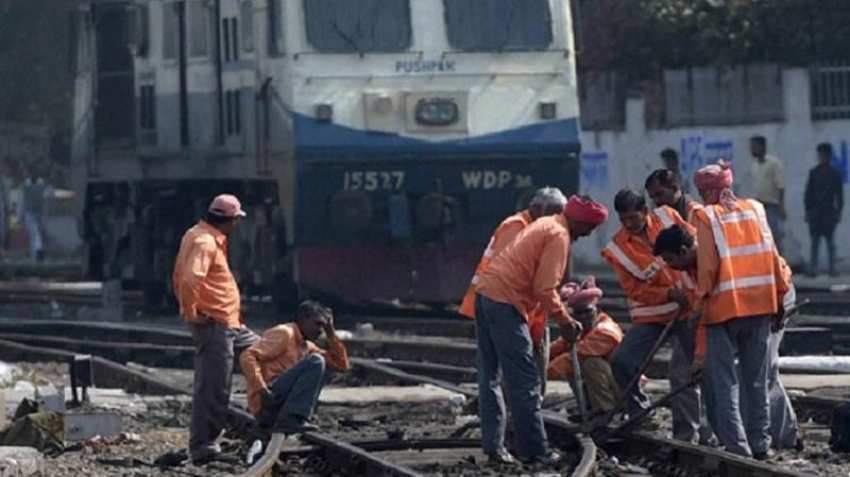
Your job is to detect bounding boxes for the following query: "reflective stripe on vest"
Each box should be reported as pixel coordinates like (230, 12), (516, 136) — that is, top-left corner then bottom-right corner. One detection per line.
(714, 274), (775, 293)
(604, 242), (660, 281)
(654, 207), (675, 228)
(704, 200), (775, 259)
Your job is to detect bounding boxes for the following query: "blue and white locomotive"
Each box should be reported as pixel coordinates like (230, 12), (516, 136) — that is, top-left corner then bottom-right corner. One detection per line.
(71, 0), (581, 306)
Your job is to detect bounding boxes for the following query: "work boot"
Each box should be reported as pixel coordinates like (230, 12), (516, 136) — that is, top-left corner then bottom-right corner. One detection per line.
(522, 449), (563, 466)
(752, 450), (774, 461)
(486, 448), (517, 465)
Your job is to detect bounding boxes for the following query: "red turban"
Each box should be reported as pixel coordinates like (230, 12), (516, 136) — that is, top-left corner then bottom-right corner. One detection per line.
(560, 277), (603, 309)
(693, 160), (734, 191)
(564, 195), (608, 225)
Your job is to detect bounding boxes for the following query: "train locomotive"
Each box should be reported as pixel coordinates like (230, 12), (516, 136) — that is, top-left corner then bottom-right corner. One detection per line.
(70, 0), (582, 307)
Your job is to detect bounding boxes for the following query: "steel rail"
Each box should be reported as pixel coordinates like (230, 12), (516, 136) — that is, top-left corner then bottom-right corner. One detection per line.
(302, 432), (424, 477)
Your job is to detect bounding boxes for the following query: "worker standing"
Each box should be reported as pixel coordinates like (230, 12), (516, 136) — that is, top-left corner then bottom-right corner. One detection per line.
(474, 195), (608, 465)
(603, 189), (699, 436)
(173, 194), (259, 466)
(688, 162), (788, 459)
(644, 170), (714, 444)
(654, 224), (801, 452)
(547, 277), (623, 415)
(460, 187), (567, 395)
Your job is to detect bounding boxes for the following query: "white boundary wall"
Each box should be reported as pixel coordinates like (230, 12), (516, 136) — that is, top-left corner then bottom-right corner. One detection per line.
(573, 68), (850, 270)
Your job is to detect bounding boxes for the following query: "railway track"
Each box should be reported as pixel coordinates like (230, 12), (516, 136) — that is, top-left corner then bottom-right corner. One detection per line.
(0, 316), (842, 476)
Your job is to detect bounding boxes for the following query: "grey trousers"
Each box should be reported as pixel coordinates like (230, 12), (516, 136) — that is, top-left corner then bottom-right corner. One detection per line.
(475, 295), (548, 459)
(256, 354), (326, 433)
(611, 321), (696, 423)
(669, 335), (714, 443)
(740, 328), (799, 449)
(188, 320), (259, 460)
(703, 316), (771, 457)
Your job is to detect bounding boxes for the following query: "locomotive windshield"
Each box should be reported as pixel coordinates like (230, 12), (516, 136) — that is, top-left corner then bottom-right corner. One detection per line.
(303, 0), (412, 53)
(443, 0), (553, 51)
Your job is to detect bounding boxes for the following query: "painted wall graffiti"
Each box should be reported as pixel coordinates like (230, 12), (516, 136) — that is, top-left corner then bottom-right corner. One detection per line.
(580, 152), (609, 190)
(680, 135), (735, 180)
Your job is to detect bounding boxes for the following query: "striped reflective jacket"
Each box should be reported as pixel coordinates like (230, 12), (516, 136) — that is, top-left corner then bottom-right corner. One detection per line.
(602, 206), (696, 324)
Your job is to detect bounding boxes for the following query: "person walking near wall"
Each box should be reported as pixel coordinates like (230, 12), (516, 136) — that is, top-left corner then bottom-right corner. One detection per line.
(804, 143), (844, 276)
(19, 170), (50, 261)
(661, 148), (690, 194)
(750, 136), (786, 251)
(173, 194), (260, 466)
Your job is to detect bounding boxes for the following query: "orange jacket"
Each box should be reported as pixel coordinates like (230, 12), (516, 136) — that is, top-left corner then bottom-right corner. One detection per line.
(240, 323), (349, 414)
(601, 207), (696, 324)
(547, 312), (623, 381)
(172, 220), (241, 328)
(692, 199), (789, 327)
(476, 214), (574, 327)
(460, 210), (547, 343)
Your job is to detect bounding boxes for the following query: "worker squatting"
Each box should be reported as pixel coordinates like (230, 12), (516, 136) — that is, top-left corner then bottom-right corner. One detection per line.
(171, 160), (799, 467)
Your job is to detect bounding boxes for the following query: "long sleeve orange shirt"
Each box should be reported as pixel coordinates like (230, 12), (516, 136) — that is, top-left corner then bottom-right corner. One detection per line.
(547, 313), (623, 381)
(476, 214), (573, 326)
(239, 323), (350, 414)
(172, 221), (241, 328)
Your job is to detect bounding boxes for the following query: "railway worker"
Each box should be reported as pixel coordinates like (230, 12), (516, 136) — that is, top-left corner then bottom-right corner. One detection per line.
(547, 277), (624, 414)
(645, 168), (700, 221)
(604, 189), (700, 435)
(172, 194), (260, 466)
(474, 194), (608, 466)
(644, 170), (714, 445)
(241, 300), (349, 440)
(459, 186), (568, 394)
(654, 224), (802, 452)
(682, 161), (789, 459)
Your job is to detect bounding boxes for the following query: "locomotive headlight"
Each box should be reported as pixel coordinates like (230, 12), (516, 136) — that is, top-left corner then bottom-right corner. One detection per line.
(414, 98), (459, 126)
(539, 102), (557, 120)
(315, 103), (333, 122)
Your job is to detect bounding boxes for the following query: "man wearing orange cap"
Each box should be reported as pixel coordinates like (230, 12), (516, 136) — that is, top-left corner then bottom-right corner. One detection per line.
(460, 187), (567, 395)
(173, 194), (259, 466)
(687, 162), (789, 459)
(474, 195), (608, 466)
(547, 278), (623, 414)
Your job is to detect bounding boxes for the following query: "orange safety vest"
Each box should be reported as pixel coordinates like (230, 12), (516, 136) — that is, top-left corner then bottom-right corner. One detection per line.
(547, 312), (624, 381)
(459, 210), (532, 318)
(695, 199), (782, 325)
(602, 206), (694, 324)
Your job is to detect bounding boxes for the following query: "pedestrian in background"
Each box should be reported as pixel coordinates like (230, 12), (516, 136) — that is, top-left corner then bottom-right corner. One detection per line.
(804, 143), (843, 276)
(750, 136), (786, 251)
(661, 148), (690, 193)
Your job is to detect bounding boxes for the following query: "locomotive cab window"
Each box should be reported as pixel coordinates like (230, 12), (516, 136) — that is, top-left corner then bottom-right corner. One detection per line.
(303, 0), (411, 53)
(443, 0), (552, 51)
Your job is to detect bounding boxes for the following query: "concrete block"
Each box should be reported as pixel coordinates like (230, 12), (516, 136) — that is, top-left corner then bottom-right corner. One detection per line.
(0, 446), (44, 477)
(64, 413), (122, 442)
(34, 385), (64, 413)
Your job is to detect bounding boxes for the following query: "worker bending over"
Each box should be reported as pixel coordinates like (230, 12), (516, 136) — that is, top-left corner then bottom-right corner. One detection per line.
(474, 195), (608, 466)
(654, 224), (801, 453)
(241, 301), (349, 442)
(548, 277), (623, 414)
(684, 161), (788, 459)
(460, 187), (568, 394)
(603, 189), (699, 436)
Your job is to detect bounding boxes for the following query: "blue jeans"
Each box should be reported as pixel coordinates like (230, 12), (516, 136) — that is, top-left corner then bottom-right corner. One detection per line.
(475, 295), (547, 459)
(256, 354), (326, 432)
(703, 316), (771, 457)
